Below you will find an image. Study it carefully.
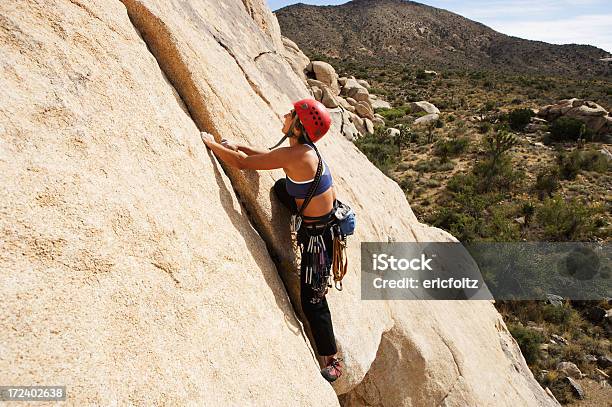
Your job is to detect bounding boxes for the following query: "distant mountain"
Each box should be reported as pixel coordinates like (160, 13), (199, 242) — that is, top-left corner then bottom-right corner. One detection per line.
(275, 0), (611, 78)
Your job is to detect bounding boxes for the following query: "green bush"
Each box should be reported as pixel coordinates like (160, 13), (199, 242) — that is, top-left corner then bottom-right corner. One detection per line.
(375, 105), (410, 121)
(508, 323), (545, 365)
(542, 304), (573, 325)
(354, 128), (398, 174)
(508, 108), (535, 131)
(473, 155), (524, 192)
(478, 121), (492, 134)
(536, 196), (595, 241)
(433, 137), (470, 159)
(534, 167), (560, 198)
(428, 207), (480, 242)
(557, 149), (609, 180)
(550, 117), (592, 141)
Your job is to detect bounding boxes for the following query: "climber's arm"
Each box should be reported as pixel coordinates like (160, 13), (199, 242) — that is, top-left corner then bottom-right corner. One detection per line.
(236, 147), (291, 170)
(237, 144), (269, 156)
(202, 132), (288, 170)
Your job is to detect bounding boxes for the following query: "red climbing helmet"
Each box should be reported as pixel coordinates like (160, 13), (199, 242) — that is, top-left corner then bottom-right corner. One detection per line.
(293, 98), (331, 143)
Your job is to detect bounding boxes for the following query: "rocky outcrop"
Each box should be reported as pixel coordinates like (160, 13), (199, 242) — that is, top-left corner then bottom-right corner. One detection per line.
(298, 62), (392, 138)
(410, 100), (441, 115)
(1, 1), (559, 406)
(414, 113), (440, 126)
(538, 98), (612, 134)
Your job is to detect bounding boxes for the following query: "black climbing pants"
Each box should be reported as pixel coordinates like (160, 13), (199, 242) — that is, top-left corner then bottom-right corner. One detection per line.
(273, 178), (338, 356)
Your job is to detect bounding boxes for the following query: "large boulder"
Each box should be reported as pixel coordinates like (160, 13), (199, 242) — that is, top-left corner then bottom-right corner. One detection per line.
(371, 98), (392, 109)
(410, 101), (440, 115)
(356, 79), (371, 89)
(0, 0), (336, 405)
(348, 87), (370, 103)
(321, 86), (340, 109)
(538, 99), (610, 134)
(1, 1), (560, 406)
(355, 101), (374, 120)
(311, 61), (340, 95)
(414, 113), (440, 126)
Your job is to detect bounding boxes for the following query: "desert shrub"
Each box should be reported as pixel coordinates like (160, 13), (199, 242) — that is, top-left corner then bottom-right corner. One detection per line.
(414, 158), (454, 173)
(428, 207), (480, 242)
(508, 323), (545, 365)
(534, 167), (560, 199)
(478, 121), (492, 134)
(354, 128), (398, 174)
(557, 149), (609, 180)
(369, 87), (389, 95)
(542, 304), (573, 325)
(399, 177), (415, 192)
(550, 117), (592, 141)
(433, 137), (470, 159)
(535, 196), (595, 241)
(375, 105), (410, 121)
(473, 155), (524, 192)
(508, 108), (535, 131)
(577, 149), (610, 172)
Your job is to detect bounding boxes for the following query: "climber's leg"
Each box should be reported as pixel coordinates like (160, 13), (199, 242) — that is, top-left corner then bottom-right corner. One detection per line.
(298, 227), (338, 357)
(273, 178), (297, 214)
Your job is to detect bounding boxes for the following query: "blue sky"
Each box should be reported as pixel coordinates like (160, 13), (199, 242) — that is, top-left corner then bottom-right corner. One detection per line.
(267, 0), (612, 53)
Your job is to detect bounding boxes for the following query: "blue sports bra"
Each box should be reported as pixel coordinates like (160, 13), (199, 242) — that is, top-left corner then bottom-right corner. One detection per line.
(285, 144), (333, 199)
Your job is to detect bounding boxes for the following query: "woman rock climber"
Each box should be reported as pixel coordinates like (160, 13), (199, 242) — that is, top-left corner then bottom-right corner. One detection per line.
(200, 98), (343, 382)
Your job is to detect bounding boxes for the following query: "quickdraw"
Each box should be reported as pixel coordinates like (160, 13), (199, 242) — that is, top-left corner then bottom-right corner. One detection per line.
(301, 229), (331, 302)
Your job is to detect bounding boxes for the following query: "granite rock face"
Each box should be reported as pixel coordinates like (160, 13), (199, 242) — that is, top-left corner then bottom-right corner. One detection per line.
(1, 1), (558, 406)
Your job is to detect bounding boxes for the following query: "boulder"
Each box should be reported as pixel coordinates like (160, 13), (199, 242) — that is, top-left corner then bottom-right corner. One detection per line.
(414, 113), (440, 126)
(311, 86), (323, 101)
(410, 101), (440, 115)
(341, 77), (366, 95)
(364, 118), (374, 134)
(355, 101), (374, 120)
(357, 79), (371, 89)
(321, 86), (339, 108)
(538, 99), (610, 134)
(371, 99), (392, 109)
(597, 355), (612, 369)
(306, 78), (326, 89)
(546, 294), (564, 307)
(338, 76), (347, 86)
(0, 0), (337, 405)
(556, 362), (583, 379)
(565, 377), (585, 400)
(387, 127), (401, 137)
(337, 96), (352, 110)
(346, 97), (359, 107)
(372, 117), (385, 126)
(348, 87), (370, 103)
(311, 61), (340, 95)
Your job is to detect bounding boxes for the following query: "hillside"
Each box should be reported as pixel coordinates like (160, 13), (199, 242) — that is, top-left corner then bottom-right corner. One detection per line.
(275, 0), (611, 78)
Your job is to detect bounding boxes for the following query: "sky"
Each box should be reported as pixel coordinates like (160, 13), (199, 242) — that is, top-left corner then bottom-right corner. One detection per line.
(266, 0), (612, 53)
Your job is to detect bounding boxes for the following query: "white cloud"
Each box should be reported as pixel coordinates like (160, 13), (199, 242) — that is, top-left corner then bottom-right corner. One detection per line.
(487, 14), (612, 53)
